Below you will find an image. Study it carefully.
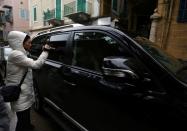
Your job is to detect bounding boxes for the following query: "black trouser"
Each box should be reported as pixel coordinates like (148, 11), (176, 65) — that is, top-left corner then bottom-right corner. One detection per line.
(0, 96), (9, 131)
(16, 108), (31, 131)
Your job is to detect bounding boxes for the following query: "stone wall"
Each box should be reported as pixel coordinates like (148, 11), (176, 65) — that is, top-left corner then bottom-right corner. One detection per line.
(156, 0), (187, 59)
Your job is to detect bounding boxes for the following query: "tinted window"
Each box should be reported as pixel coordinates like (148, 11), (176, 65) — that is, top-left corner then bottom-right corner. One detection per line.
(72, 31), (128, 72)
(31, 35), (49, 57)
(48, 33), (70, 63)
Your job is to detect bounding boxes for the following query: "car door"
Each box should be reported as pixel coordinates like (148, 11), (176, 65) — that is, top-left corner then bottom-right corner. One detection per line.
(59, 30), (162, 131)
(32, 32), (74, 109)
(31, 34), (51, 96)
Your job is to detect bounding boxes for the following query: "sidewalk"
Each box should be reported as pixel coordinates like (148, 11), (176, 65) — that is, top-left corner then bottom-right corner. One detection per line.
(31, 108), (60, 131)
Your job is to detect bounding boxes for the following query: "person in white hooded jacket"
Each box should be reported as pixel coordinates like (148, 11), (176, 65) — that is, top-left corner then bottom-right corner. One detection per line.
(6, 31), (51, 131)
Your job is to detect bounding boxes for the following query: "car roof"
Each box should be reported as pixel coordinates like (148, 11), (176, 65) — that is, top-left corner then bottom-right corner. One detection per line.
(62, 25), (114, 31)
(34, 25), (121, 38)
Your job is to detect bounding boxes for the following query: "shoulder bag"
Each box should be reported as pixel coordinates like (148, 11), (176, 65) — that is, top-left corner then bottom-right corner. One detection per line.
(0, 69), (28, 102)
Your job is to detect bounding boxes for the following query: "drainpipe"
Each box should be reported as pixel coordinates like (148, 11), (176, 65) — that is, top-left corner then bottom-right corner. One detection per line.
(161, 0), (174, 49)
(149, 8), (162, 42)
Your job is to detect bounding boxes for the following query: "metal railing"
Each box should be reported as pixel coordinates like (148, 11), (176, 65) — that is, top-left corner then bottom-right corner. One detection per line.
(64, 1), (76, 16)
(64, 1), (92, 16)
(43, 9), (56, 21)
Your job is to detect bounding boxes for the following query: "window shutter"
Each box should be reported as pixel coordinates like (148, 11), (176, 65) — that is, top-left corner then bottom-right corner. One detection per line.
(34, 7), (37, 21)
(56, 0), (61, 19)
(77, 0), (86, 12)
(177, 0), (187, 22)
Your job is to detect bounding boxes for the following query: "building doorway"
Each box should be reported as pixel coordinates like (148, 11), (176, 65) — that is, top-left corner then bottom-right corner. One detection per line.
(127, 0), (158, 38)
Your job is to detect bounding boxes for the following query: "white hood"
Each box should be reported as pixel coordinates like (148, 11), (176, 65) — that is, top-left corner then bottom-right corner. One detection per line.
(7, 31), (27, 53)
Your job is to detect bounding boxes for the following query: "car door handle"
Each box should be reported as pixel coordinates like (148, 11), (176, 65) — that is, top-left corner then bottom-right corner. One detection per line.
(63, 79), (76, 87)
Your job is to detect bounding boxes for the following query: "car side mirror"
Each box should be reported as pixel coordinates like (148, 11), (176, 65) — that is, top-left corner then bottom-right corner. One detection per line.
(102, 57), (139, 83)
(102, 67), (139, 79)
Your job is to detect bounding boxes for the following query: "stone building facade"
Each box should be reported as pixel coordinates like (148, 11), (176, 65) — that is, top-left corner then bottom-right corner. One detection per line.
(108, 0), (187, 59)
(29, 0), (99, 37)
(0, 0), (29, 41)
(156, 0), (187, 59)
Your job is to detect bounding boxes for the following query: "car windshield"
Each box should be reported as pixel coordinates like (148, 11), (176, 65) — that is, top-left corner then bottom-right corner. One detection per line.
(134, 37), (187, 83)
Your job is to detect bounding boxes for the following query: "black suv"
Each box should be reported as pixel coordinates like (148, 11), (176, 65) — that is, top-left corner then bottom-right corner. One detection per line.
(30, 25), (187, 131)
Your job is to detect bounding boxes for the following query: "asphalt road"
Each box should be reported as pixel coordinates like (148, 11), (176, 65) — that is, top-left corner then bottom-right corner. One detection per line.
(30, 104), (187, 131)
(30, 105), (160, 131)
(30, 105), (161, 131)
(31, 109), (61, 131)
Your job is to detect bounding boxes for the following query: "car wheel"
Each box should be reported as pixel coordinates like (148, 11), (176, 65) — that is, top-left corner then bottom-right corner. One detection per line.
(33, 83), (43, 113)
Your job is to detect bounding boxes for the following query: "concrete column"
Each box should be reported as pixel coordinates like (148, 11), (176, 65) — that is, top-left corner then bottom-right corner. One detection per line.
(149, 9), (161, 42)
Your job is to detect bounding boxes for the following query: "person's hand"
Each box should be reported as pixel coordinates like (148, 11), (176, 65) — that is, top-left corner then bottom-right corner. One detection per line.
(42, 44), (55, 51)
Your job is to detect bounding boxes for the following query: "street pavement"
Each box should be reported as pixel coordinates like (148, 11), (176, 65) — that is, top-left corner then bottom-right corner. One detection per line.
(31, 108), (61, 131)
(30, 106), (160, 131)
(30, 105), (186, 131)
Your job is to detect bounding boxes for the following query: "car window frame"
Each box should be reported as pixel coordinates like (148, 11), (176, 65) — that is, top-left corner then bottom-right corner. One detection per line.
(31, 31), (73, 65)
(31, 34), (51, 58)
(47, 31), (72, 65)
(69, 29), (133, 73)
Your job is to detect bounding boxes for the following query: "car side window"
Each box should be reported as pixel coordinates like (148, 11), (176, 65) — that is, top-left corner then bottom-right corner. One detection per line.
(31, 35), (50, 57)
(48, 33), (70, 63)
(72, 31), (130, 72)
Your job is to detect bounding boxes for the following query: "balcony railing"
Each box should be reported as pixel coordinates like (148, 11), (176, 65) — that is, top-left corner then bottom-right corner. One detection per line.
(43, 9), (64, 26)
(43, 9), (56, 21)
(64, 1), (92, 16)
